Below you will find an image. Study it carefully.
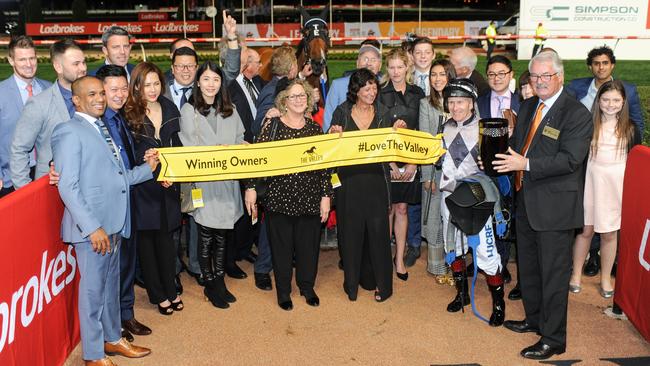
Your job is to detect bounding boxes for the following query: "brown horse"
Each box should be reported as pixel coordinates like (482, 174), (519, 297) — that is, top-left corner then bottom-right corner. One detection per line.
(257, 6), (330, 107)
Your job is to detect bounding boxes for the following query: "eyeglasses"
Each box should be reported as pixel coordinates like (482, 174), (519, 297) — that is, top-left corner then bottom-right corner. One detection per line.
(173, 64), (198, 71)
(529, 72), (558, 82)
(487, 71), (512, 80)
(286, 93), (308, 101)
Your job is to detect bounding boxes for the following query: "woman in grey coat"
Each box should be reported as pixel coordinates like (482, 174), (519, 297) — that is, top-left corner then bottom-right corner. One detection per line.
(419, 59), (455, 282)
(178, 61), (246, 309)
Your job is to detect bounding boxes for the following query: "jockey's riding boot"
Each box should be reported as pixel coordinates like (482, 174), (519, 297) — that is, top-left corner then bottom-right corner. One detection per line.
(447, 259), (470, 313)
(487, 273), (506, 326)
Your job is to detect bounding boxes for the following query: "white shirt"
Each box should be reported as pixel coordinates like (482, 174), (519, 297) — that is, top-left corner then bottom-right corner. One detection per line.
(579, 78), (600, 111)
(525, 87), (564, 170)
(171, 79), (194, 111)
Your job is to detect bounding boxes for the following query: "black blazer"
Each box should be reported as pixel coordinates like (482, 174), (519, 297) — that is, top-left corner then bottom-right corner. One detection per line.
(511, 90), (592, 231)
(470, 70), (491, 97)
(132, 96), (183, 232)
(229, 75), (264, 143)
(379, 81), (425, 130)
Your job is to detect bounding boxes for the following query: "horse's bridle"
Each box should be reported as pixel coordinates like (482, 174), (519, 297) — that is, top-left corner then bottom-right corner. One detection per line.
(301, 19), (329, 72)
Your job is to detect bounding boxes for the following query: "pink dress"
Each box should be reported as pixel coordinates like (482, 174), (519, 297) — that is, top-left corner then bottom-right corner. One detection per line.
(583, 120), (627, 233)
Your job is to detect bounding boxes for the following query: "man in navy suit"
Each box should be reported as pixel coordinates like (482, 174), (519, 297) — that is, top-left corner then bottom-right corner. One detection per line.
(566, 45), (644, 132)
(88, 26), (135, 81)
(477, 55), (521, 284)
(0, 36), (51, 197)
(565, 45), (645, 278)
(52, 76), (154, 366)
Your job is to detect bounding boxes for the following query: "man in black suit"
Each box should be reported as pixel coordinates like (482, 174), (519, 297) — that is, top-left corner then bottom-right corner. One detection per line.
(492, 51), (592, 360)
(230, 47), (264, 143)
(88, 26), (135, 80)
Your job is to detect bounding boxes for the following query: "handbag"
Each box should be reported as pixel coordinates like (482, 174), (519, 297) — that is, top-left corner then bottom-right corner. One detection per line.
(180, 111), (202, 213)
(254, 117), (280, 202)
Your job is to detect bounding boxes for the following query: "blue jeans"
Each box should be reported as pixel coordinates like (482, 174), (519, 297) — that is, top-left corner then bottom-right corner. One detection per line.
(254, 218), (273, 274)
(407, 203), (422, 248)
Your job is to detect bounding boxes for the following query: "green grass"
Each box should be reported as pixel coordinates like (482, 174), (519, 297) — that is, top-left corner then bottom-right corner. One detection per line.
(2, 58), (648, 144)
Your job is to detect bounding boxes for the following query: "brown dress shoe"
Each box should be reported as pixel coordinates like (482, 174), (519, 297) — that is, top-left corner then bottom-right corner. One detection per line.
(85, 357), (117, 366)
(104, 338), (151, 358)
(122, 318), (152, 336)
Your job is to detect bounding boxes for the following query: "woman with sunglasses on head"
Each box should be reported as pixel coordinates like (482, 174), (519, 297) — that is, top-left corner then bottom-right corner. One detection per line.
(379, 48), (425, 282)
(178, 61), (246, 309)
(124, 62), (184, 315)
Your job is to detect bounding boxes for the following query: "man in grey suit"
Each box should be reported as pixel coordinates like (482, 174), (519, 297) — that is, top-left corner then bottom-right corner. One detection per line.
(10, 38), (86, 189)
(52, 76), (154, 366)
(0, 35), (51, 197)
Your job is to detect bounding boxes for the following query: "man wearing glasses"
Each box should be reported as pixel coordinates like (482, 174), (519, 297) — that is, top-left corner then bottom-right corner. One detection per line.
(493, 51), (592, 360)
(164, 47), (199, 112)
(477, 55), (520, 285)
(89, 26), (135, 81)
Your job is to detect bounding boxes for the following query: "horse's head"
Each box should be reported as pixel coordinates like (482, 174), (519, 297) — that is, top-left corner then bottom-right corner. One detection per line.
(298, 6), (329, 76)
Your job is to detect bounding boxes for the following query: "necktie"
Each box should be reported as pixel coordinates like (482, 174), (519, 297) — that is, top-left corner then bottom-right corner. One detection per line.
(418, 74), (428, 93)
(94, 119), (120, 163)
(515, 102), (545, 191)
(114, 115), (135, 168)
(26, 84), (33, 98)
(496, 95), (505, 117)
(244, 78), (258, 105)
(180, 87), (191, 108)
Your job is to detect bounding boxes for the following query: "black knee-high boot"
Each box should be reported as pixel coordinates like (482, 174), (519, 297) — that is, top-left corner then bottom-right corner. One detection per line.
(447, 258), (470, 313)
(213, 229), (236, 303)
(486, 272), (505, 326)
(198, 224), (229, 309)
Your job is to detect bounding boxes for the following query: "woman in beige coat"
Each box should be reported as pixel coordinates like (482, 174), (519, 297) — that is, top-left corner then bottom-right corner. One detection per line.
(178, 61), (246, 309)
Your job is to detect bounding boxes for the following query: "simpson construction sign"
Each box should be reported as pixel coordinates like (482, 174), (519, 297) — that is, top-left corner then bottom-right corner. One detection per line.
(26, 21), (212, 36)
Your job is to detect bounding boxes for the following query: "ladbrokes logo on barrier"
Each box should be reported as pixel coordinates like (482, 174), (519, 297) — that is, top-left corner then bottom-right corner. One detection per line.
(301, 146), (323, 164)
(0, 246), (77, 352)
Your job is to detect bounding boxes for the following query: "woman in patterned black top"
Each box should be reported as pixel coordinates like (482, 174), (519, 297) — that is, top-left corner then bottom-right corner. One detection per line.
(245, 79), (332, 311)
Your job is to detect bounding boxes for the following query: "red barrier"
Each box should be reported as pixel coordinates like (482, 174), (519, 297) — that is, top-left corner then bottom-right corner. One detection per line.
(0, 177), (80, 366)
(617, 145), (650, 343)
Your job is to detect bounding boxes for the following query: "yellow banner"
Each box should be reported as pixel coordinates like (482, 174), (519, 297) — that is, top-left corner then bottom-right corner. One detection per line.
(157, 128), (445, 182)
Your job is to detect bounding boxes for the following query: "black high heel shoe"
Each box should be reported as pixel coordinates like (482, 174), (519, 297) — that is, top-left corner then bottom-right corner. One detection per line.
(171, 298), (184, 311)
(393, 256), (409, 281)
(158, 302), (173, 315)
(374, 291), (391, 303)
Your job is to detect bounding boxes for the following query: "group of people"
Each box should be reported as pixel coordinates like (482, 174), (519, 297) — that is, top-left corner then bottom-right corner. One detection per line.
(0, 10), (644, 364)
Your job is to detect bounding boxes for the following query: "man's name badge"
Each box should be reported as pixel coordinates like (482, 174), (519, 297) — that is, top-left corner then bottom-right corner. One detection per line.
(191, 188), (205, 208)
(331, 173), (342, 188)
(542, 125), (560, 140)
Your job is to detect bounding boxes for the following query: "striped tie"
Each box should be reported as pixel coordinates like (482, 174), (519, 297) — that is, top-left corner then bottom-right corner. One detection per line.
(94, 119), (120, 162)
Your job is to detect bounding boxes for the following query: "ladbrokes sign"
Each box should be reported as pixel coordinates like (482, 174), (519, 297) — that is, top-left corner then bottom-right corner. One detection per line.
(26, 21), (212, 36)
(0, 178), (80, 366)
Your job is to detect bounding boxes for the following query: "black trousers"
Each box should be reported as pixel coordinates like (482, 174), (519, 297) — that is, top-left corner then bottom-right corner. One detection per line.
(137, 213), (177, 304)
(516, 195), (573, 347)
(266, 212), (321, 302)
(487, 41), (495, 60)
(232, 185), (260, 261)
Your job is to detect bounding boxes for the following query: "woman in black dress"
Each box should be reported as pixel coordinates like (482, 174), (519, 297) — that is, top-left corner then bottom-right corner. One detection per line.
(124, 62), (184, 315)
(329, 68), (406, 302)
(379, 48), (425, 281)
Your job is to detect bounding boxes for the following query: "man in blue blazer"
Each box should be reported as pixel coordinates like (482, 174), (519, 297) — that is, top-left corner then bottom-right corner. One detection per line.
(10, 38), (86, 189)
(52, 76), (155, 366)
(0, 36), (51, 197)
(88, 26), (136, 81)
(565, 45), (644, 132)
